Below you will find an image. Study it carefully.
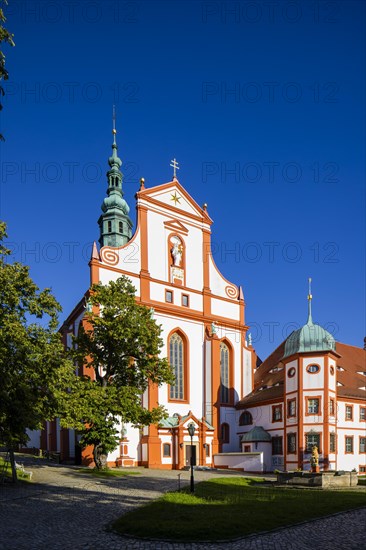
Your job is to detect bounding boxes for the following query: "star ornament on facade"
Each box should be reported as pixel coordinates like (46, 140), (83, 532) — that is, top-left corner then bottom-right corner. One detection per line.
(170, 192), (181, 205)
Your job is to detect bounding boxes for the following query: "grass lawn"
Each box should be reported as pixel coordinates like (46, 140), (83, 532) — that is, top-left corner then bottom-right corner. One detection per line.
(112, 477), (366, 542)
(76, 467), (140, 478)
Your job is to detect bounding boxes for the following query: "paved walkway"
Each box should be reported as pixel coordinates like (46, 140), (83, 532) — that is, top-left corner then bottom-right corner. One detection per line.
(0, 457), (365, 549)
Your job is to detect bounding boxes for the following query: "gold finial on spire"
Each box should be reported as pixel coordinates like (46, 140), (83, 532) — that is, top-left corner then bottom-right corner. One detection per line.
(308, 277), (312, 301)
(170, 158), (179, 180)
(307, 277), (313, 324)
(112, 105), (117, 138)
(139, 177), (145, 190)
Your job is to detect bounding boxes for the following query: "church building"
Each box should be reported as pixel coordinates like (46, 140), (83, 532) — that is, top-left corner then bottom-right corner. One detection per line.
(31, 124), (365, 474)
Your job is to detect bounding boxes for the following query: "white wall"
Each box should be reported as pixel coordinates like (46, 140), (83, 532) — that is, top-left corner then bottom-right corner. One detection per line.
(302, 356), (325, 389)
(214, 452), (263, 472)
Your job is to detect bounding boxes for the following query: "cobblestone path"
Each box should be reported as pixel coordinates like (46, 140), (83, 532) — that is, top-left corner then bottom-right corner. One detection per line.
(0, 457), (365, 549)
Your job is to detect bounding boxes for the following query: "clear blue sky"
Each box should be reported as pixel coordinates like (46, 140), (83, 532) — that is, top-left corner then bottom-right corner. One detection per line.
(0, 0), (365, 360)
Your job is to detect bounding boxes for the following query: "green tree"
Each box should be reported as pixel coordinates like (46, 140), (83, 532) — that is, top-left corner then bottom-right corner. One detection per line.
(0, 222), (76, 480)
(0, 0), (15, 141)
(62, 276), (174, 469)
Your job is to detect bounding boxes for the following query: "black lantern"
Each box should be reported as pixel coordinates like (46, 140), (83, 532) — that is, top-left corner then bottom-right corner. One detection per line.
(187, 423), (195, 493)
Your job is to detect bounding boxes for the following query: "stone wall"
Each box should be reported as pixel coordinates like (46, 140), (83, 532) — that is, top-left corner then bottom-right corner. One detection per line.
(277, 471), (358, 488)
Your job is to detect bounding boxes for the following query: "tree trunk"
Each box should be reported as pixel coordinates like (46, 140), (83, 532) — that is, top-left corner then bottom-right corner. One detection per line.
(8, 449), (17, 483)
(93, 444), (107, 470)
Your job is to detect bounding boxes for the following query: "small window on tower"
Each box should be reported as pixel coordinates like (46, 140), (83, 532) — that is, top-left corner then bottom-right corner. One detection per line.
(108, 221), (112, 233)
(287, 433), (296, 454)
(307, 398), (320, 414)
(329, 399), (335, 416)
(306, 364), (320, 374)
(287, 399), (296, 418)
(182, 294), (189, 307)
(119, 221), (123, 233)
(305, 432), (320, 452)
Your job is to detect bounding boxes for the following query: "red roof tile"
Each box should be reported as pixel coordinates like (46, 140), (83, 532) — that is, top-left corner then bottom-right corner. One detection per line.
(236, 340), (366, 408)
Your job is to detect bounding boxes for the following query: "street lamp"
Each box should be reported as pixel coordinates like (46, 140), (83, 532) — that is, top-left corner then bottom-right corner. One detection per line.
(187, 422), (195, 493)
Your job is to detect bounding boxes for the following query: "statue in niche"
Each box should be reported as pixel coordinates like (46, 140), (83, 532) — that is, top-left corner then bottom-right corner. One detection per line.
(211, 322), (218, 335)
(171, 237), (183, 267)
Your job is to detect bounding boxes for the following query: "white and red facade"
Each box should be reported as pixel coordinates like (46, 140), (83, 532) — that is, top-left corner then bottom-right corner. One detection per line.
(236, 342), (366, 473)
(43, 176), (255, 469)
(27, 172), (365, 473)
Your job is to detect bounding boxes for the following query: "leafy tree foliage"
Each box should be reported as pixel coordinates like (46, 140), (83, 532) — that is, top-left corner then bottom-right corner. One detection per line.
(62, 276), (174, 469)
(0, 1), (15, 141)
(0, 223), (76, 478)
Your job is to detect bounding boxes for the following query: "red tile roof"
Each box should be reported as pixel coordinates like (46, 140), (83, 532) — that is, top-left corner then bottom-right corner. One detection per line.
(236, 340), (366, 409)
(336, 343), (366, 400)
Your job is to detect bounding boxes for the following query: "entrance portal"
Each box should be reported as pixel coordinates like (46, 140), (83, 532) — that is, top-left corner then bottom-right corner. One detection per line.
(185, 443), (198, 467)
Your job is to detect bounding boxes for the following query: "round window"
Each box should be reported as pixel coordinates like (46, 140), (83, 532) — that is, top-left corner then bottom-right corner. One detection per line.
(306, 364), (320, 374)
(330, 366), (334, 375)
(288, 367), (296, 378)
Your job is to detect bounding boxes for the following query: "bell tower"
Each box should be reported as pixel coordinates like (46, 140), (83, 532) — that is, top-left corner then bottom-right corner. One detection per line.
(98, 108), (133, 248)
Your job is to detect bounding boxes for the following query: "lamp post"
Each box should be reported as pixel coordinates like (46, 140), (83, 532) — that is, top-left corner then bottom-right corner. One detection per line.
(187, 423), (195, 493)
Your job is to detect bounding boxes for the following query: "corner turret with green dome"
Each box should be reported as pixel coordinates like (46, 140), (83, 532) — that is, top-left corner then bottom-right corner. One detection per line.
(283, 278), (336, 358)
(98, 110), (133, 248)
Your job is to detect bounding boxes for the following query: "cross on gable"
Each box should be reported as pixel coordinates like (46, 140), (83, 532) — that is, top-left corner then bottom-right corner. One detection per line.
(170, 158), (180, 179)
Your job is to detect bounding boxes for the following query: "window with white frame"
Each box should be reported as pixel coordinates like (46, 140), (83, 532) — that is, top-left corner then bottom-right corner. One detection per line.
(272, 436), (283, 455)
(345, 405), (353, 421)
(345, 436), (353, 453)
(307, 398), (319, 414)
(163, 443), (171, 457)
(287, 399), (296, 417)
(306, 432), (320, 452)
(330, 433), (336, 453)
(287, 433), (296, 454)
(272, 405), (282, 422)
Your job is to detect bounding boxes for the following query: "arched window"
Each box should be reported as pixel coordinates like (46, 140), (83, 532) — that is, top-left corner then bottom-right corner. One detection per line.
(220, 342), (229, 403)
(169, 333), (184, 400)
(119, 221), (123, 234)
(221, 423), (230, 443)
(163, 443), (171, 457)
(239, 411), (253, 426)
